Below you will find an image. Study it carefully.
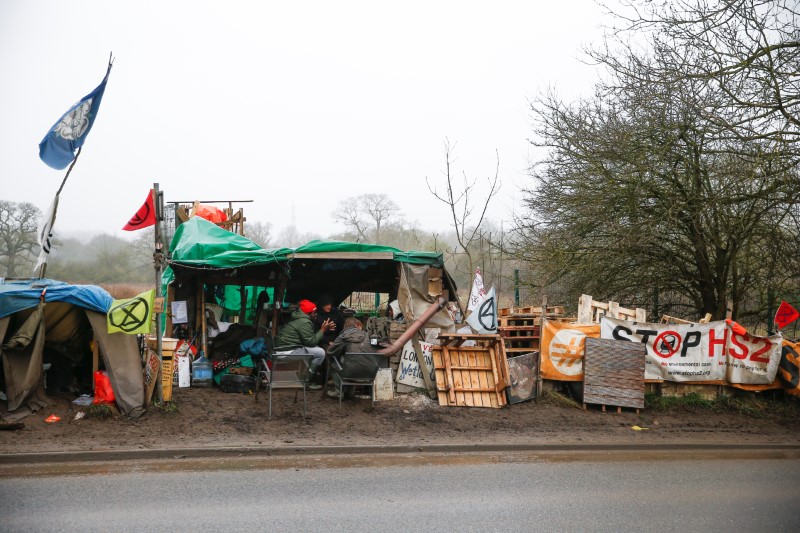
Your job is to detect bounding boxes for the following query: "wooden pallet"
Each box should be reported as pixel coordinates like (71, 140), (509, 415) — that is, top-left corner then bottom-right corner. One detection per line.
(498, 322), (541, 354)
(498, 316), (539, 328)
(499, 305), (565, 317)
(432, 333), (509, 408)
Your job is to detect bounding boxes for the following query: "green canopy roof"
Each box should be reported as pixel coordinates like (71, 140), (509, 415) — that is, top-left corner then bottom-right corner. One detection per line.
(169, 218), (443, 268)
(169, 217), (293, 267)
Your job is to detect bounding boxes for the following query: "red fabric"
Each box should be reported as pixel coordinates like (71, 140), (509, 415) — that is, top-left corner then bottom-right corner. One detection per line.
(194, 204), (228, 223)
(299, 299), (316, 314)
(122, 189), (156, 231)
(775, 300), (800, 330)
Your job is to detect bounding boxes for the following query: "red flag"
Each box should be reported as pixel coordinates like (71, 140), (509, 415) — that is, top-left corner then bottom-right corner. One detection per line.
(775, 300), (800, 330)
(122, 189), (156, 231)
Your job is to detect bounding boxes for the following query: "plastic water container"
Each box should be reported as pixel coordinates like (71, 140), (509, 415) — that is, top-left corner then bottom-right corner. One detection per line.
(192, 353), (213, 387)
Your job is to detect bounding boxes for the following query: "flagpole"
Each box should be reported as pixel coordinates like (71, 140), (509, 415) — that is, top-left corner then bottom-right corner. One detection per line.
(153, 183), (165, 402)
(56, 146), (82, 196)
(36, 54), (114, 279)
(36, 147), (83, 279)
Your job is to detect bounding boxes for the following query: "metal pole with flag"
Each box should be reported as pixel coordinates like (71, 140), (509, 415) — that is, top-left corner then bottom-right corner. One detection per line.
(153, 182), (165, 402)
(33, 55), (113, 278)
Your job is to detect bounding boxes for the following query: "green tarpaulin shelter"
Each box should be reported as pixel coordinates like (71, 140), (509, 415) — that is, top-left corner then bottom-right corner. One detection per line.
(161, 217), (459, 351)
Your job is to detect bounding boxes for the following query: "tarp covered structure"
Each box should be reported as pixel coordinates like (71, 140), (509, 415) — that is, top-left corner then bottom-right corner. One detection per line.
(0, 279), (145, 419)
(162, 217), (460, 341)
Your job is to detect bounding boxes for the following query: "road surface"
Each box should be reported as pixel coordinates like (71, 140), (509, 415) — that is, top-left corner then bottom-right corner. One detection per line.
(1, 451), (798, 532)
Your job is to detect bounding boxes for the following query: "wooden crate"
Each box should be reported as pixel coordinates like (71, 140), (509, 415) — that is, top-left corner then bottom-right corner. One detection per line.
(498, 324), (541, 353)
(498, 316), (539, 328)
(432, 333), (509, 408)
(582, 337), (645, 411)
(498, 305), (565, 317)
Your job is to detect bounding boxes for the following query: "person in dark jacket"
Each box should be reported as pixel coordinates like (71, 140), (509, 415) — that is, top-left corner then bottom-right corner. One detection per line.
(274, 299), (335, 389)
(313, 294), (344, 348)
(326, 317), (387, 399)
(326, 317), (376, 359)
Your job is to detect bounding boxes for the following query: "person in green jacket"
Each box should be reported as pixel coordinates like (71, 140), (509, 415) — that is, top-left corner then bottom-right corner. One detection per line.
(274, 299), (335, 389)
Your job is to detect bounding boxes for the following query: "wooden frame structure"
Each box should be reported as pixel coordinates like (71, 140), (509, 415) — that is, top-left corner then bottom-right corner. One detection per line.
(432, 333), (510, 408)
(576, 294), (647, 325)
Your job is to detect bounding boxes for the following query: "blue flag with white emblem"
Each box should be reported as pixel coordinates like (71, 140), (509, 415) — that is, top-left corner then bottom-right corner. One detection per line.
(38, 63), (112, 170)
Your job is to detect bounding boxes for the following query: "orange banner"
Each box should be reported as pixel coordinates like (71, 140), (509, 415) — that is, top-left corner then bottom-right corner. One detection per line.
(540, 320), (600, 381)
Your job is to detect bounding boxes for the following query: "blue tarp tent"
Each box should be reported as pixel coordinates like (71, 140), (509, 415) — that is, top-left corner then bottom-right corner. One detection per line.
(0, 279), (145, 419)
(0, 278), (111, 318)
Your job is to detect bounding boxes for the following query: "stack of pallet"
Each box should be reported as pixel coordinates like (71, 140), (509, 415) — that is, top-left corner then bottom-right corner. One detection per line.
(365, 316), (409, 389)
(497, 305), (565, 356)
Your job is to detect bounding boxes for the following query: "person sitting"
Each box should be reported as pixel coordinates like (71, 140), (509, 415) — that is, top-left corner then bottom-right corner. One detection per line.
(313, 293), (344, 348)
(274, 299), (335, 390)
(326, 317), (376, 359)
(326, 317), (382, 399)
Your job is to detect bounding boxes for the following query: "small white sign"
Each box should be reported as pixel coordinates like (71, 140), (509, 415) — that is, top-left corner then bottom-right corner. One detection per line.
(396, 340), (435, 388)
(374, 368), (394, 401)
(171, 300), (188, 324)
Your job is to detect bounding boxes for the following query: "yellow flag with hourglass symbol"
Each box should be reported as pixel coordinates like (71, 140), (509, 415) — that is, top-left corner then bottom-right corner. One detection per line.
(107, 290), (155, 334)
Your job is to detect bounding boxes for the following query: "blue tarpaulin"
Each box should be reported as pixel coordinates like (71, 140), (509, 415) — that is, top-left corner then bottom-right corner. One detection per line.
(0, 278), (113, 318)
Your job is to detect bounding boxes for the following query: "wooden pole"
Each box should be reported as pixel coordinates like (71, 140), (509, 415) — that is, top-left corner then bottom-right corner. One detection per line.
(153, 184), (164, 402)
(538, 294), (546, 399)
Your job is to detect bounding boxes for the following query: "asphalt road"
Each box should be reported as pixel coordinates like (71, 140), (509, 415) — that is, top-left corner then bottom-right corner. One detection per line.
(1, 452), (798, 532)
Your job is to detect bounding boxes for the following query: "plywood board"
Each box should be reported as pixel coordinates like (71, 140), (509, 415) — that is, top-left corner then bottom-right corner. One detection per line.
(582, 338), (645, 409)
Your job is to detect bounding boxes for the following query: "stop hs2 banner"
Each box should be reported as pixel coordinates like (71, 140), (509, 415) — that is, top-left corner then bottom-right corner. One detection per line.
(600, 318), (782, 384)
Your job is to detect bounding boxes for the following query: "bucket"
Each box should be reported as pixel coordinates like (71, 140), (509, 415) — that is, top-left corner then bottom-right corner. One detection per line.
(192, 353), (213, 387)
(161, 337), (179, 352)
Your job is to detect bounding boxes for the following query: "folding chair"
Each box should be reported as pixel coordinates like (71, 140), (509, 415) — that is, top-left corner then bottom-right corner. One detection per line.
(329, 352), (383, 406)
(254, 340), (313, 419)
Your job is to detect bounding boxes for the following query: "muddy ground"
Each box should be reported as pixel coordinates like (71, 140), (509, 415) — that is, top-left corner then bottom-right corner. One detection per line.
(2, 385), (799, 455)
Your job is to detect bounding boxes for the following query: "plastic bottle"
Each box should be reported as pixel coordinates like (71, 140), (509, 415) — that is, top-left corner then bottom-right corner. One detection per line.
(192, 352), (213, 388)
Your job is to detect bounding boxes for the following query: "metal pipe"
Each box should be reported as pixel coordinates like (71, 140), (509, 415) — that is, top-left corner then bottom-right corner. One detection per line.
(377, 296), (447, 355)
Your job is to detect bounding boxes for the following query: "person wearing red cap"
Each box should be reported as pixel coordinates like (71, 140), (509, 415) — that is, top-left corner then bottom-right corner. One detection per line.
(274, 299), (336, 389)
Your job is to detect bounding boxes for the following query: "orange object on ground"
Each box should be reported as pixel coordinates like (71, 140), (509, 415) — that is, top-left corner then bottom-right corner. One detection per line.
(44, 414), (61, 423)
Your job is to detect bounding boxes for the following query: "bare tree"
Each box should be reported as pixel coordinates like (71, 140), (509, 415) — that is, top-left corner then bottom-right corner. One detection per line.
(0, 201), (40, 277)
(597, 0), (800, 144)
(331, 197), (368, 242)
(331, 193), (400, 244)
(245, 220), (272, 248)
(426, 139), (501, 279)
(275, 225), (321, 248)
(513, 0), (800, 320)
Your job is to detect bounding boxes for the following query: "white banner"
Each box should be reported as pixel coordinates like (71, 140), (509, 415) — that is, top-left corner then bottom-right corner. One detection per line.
(466, 286), (497, 334)
(601, 318), (781, 384)
(467, 267), (486, 313)
(724, 328), (783, 384)
(396, 340), (434, 388)
(33, 195), (58, 277)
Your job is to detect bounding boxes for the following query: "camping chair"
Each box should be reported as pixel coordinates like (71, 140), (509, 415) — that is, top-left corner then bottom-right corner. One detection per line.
(329, 352), (383, 407)
(254, 339), (314, 420)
